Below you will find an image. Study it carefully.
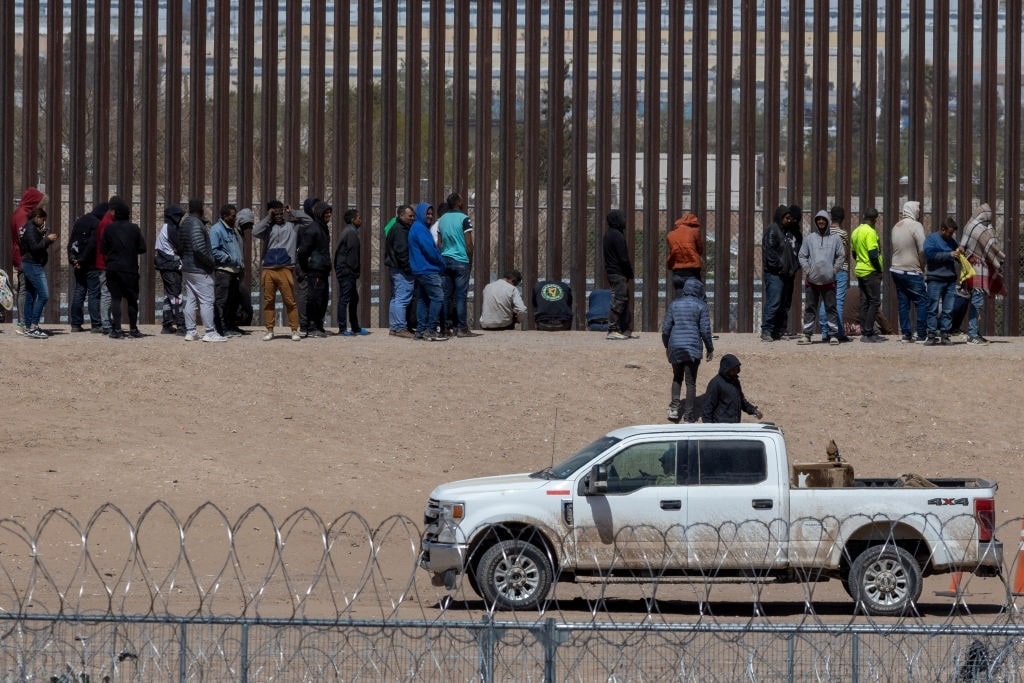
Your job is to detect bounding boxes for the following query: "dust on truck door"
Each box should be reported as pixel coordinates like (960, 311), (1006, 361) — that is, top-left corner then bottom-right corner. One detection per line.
(682, 437), (788, 570)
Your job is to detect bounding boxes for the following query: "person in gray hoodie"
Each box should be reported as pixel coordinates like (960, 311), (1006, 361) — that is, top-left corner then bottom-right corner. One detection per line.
(253, 199), (308, 340)
(661, 278), (714, 422)
(889, 200), (929, 342)
(797, 210), (845, 344)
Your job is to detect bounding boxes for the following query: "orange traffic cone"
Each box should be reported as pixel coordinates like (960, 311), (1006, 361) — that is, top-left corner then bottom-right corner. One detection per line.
(1013, 521), (1024, 595)
(949, 572), (964, 593)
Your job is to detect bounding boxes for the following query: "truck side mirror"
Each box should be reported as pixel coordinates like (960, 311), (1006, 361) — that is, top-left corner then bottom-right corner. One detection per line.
(586, 463), (608, 495)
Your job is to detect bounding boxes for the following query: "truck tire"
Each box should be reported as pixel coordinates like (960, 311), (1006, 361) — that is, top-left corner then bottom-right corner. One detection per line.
(849, 545), (922, 616)
(475, 540), (553, 611)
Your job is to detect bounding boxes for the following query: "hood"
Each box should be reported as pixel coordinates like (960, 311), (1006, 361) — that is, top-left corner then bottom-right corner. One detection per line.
(18, 187), (45, 212)
(311, 200), (332, 225)
(302, 197), (321, 215)
(236, 208), (254, 226)
(971, 203), (993, 224)
(164, 204), (185, 226)
(674, 213), (700, 231)
(772, 204), (788, 224)
(718, 353), (741, 375)
(430, 472), (553, 501)
(901, 201), (921, 221)
(606, 209), (626, 231)
(682, 278), (705, 298)
(814, 209), (831, 229)
(91, 202), (109, 220)
(414, 202), (433, 226)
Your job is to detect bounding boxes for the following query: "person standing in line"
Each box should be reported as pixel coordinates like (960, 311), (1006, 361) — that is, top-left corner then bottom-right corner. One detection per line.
(254, 199), (305, 341)
(797, 210), (845, 345)
(436, 191), (479, 337)
(67, 202), (105, 332)
(817, 205), (851, 342)
(923, 217), (963, 346)
(94, 196), (124, 335)
(8, 187), (46, 334)
(958, 203), (1005, 345)
(666, 212), (703, 293)
(210, 203), (246, 337)
(296, 200), (333, 337)
(661, 278), (714, 423)
(155, 205), (186, 334)
(100, 201), (147, 339)
(701, 354), (764, 424)
(334, 208), (369, 336)
(294, 196), (320, 337)
(17, 207), (57, 338)
(850, 207), (885, 342)
(889, 200), (929, 343)
(479, 270), (527, 330)
(384, 205), (416, 338)
(603, 209), (637, 340)
(408, 202), (447, 341)
(179, 198), (226, 342)
(760, 204), (803, 341)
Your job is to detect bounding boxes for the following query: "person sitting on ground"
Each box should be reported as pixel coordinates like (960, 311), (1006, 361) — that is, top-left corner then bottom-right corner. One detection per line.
(479, 270), (527, 330)
(702, 354), (764, 424)
(533, 279), (574, 331)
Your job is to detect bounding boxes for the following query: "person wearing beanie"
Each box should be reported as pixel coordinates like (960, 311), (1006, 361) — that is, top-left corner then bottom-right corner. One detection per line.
(701, 354), (763, 423)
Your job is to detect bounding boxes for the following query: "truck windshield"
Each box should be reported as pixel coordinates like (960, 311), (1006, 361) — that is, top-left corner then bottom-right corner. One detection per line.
(533, 436), (620, 479)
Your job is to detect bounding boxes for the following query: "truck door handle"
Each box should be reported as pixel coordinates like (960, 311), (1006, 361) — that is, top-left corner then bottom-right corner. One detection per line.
(660, 500), (682, 510)
(752, 499), (774, 510)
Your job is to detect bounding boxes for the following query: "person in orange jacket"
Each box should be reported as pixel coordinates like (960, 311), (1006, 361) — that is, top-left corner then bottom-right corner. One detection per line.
(666, 212), (703, 294)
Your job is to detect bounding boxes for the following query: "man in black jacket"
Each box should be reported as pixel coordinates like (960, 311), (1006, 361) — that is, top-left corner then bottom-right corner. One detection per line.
(297, 200), (333, 337)
(334, 208), (367, 335)
(99, 201), (147, 339)
(179, 198), (226, 342)
(384, 205), (415, 337)
(760, 204), (803, 341)
(603, 209), (636, 340)
(702, 354), (764, 423)
(67, 202), (106, 332)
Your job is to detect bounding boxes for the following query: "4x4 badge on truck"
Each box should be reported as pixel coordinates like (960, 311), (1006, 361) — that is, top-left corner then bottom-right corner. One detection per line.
(927, 497), (969, 506)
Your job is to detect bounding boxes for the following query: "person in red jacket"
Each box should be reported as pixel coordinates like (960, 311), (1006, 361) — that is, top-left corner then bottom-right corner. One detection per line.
(666, 212), (704, 294)
(8, 187), (46, 333)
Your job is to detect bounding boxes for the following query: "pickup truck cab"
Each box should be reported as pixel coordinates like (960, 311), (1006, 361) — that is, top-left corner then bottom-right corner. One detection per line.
(420, 423), (1002, 616)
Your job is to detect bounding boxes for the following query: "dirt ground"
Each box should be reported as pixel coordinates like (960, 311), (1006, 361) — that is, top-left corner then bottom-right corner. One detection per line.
(3, 322), (1023, 618)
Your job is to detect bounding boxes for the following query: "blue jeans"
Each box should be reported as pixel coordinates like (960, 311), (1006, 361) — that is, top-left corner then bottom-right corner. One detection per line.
(966, 287), (986, 338)
(415, 271), (445, 333)
(389, 269), (415, 331)
(818, 269), (848, 337)
(442, 256), (472, 330)
(891, 270), (929, 339)
(761, 272), (793, 337)
(926, 278), (956, 336)
(70, 267), (102, 326)
(20, 261), (48, 327)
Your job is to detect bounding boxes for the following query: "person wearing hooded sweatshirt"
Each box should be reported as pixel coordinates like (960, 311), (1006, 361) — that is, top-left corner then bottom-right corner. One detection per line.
(8, 187), (46, 333)
(408, 201), (447, 341)
(295, 200), (333, 337)
(384, 205), (416, 337)
(334, 208), (368, 336)
(702, 354), (763, 424)
(817, 206), (852, 342)
(603, 209), (636, 339)
(760, 204), (803, 341)
(254, 199), (307, 341)
(959, 203), (1005, 345)
(661, 278), (714, 423)
(67, 202), (106, 332)
(923, 216), (963, 345)
(155, 204), (186, 334)
(889, 200), (929, 343)
(666, 212), (703, 293)
(210, 203), (247, 337)
(178, 198), (226, 343)
(99, 201), (146, 339)
(797, 210), (844, 344)
(18, 207), (57, 338)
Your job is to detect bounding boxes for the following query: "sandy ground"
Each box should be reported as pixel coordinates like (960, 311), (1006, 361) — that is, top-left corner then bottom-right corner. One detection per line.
(2, 322), (1022, 619)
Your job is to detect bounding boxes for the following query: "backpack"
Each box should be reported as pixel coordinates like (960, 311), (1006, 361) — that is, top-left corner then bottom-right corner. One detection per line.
(586, 289), (612, 331)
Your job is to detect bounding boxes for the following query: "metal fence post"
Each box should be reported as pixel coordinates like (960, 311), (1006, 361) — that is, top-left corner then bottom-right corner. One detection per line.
(787, 632), (795, 681)
(179, 622), (187, 683)
(240, 622), (249, 683)
(477, 614), (495, 683)
(531, 617), (568, 683)
(851, 632), (859, 683)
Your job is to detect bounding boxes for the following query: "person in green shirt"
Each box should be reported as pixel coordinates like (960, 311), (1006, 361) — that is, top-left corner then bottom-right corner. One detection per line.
(850, 207), (885, 342)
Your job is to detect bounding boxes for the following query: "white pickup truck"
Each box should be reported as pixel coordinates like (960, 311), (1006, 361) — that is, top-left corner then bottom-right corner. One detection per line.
(420, 423), (1003, 616)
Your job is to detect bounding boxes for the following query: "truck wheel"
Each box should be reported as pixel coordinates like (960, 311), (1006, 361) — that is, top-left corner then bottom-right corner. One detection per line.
(476, 540), (552, 611)
(849, 545), (922, 616)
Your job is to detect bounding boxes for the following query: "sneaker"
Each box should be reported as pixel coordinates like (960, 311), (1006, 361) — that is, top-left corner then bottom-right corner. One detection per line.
(27, 327), (49, 339)
(390, 329), (414, 338)
(667, 406), (680, 421)
(356, 328), (371, 336)
(340, 330), (354, 336)
(299, 329), (310, 338)
(966, 335), (988, 346)
(900, 335), (914, 343)
(108, 329), (124, 340)
(161, 326), (178, 335)
(759, 331), (774, 342)
(828, 337), (840, 346)
(456, 328), (481, 338)
(628, 332), (641, 339)
(202, 332), (228, 343)
(606, 331), (629, 340)
(91, 326), (107, 334)
(425, 331), (449, 341)
(262, 331), (275, 341)
(978, 335), (991, 344)
(860, 334), (884, 343)
(923, 336), (939, 346)
(224, 329), (243, 338)
(797, 334), (813, 345)
(291, 332), (302, 341)
(309, 329), (328, 338)
(69, 324), (86, 332)
(14, 325), (26, 335)
(128, 328), (144, 338)
(940, 335), (953, 346)
(184, 331), (198, 341)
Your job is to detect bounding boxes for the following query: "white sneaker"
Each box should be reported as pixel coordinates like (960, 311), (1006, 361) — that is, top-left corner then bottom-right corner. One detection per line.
(262, 331), (275, 341)
(201, 332), (228, 343)
(184, 331), (197, 341)
(291, 331), (302, 341)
